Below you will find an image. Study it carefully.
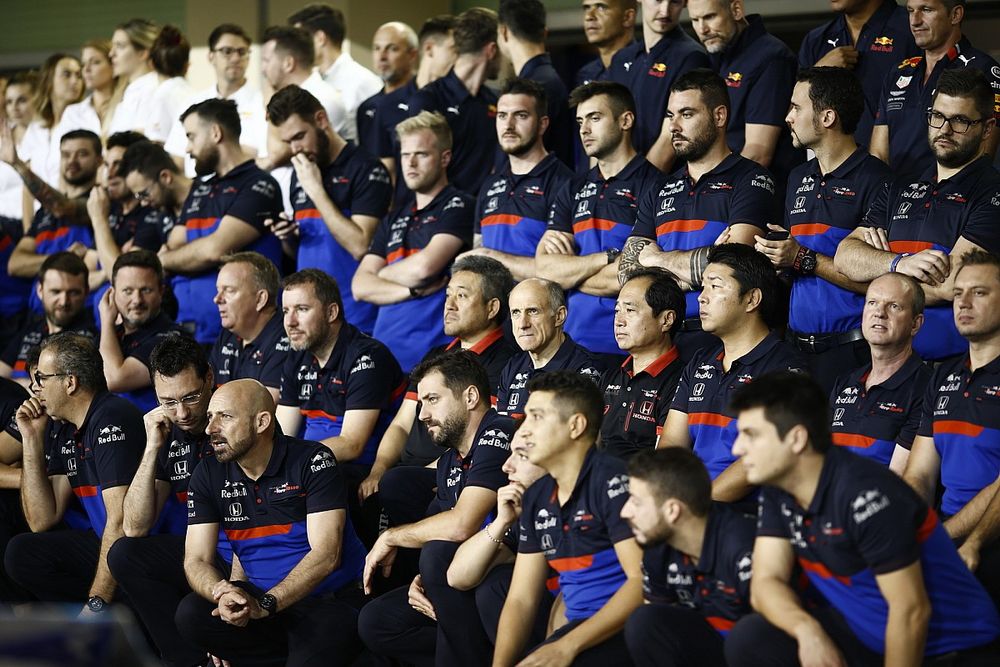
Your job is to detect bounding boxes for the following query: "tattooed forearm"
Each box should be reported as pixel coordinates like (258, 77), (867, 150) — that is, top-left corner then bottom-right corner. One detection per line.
(14, 161), (84, 221)
(618, 236), (652, 285)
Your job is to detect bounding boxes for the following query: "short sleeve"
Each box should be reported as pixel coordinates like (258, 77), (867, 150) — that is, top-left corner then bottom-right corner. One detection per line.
(349, 161), (393, 219)
(132, 209), (172, 251)
(26, 209), (44, 237)
(344, 346), (400, 411)
(301, 447), (348, 514)
(861, 180), (892, 230)
(92, 403), (145, 489)
(917, 366), (942, 438)
(596, 460), (634, 543)
(729, 167), (777, 229)
(154, 445), (170, 483)
(744, 57), (797, 127)
(186, 462), (220, 525)
(874, 71), (891, 127)
(356, 99), (380, 152)
(367, 218), (391, 258)
(464, 431), (512, 492)
(225, 174), (283, 231)
(546, 180), (575, 234)
(278, 353), (303, 407)
(848, 481), (923, 574)
(960, 187), (1000, 253)
(641, 544), (677, 604)
(517, 485), (544, 554)
(755, 486), (791, 538)
(434, 195), (475, 245)
(897, 367), (931, 449)
(670, 360), (695, 414)
(256, 337), (289, 390)
(631, 187), (659, 240)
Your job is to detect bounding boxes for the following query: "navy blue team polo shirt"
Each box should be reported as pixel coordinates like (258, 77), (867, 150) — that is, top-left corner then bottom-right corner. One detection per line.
(174, 160), (283, 345)
(359, 79), (419, 206)
(830, 353), (930, 467)
(154, 424), (216, 534)
(278, 322), (406, 467)
(291, 142), (393, 334)
(496, 336), (604, 419)
(109, 201), (175, 252)
(209, 311), (290, 391)
(864, 156), (1000, 360)
(642, 503), (754, 635)
(549, 154), (665, 354)
(918, 353), (1000, 517)
(0, 223), (30, 318)
(1, 313), (97, 382)
(600, 346), (683, 460)
(26, 194), (93, 314)
(187, 434), (366, 595)
(576, 42), (643, 86)
(116, 314), (186, 412)
(785, 149), (891, 334)
(0, 377), (27, 439)
(757, 447), (1000, 656)
(477, 153), (573, 258)
(408, 70), (498, 196)
(876, 38), (1000, 180)
(518, 448), (633, 622)
(672, 333), (807, 479)
(632, 153), (776, 319)
(45, 391), (145, 536)
(427, 409), (513, 516)
(368, 184), (474, 373)
(609, 29), (710, 156)
(798, 0), (918, 144)
(520, 53), (573, 167)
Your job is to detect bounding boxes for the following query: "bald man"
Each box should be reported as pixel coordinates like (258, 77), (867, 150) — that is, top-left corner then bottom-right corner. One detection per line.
(176, 379), (368, 665)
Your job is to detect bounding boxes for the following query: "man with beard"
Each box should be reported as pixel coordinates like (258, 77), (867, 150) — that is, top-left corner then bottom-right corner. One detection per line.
(835, 68), (1000, 362)
(540, 81), (663, 355)
(108, 335), (226, 667)
(0, 252), (96, 387)
(175, 379), (367, 665)
(359, 351), (513, 665)
(576, 0), (639, 86)
(267, 85), (392, 334)
(463, 78), (573, 282)
(158, 99), (284, 346)
(621, 447), (755, 667)
(98, 251), (185, 412)
(120, 141), (193, 223)
(621, 70), (776, 360)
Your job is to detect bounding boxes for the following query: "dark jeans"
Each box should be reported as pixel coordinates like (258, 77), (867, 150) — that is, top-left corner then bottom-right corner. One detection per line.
(625, 603), (726, 667)
(4, 528), (100, 602)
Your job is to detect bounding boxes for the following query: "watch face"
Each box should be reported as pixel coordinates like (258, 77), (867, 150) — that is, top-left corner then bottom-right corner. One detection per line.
(87, 596), (106, 612)
(259, 593), (277, 614)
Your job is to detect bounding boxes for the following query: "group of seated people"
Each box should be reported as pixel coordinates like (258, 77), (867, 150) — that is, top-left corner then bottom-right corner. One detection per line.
(1, 0), (1000, 665)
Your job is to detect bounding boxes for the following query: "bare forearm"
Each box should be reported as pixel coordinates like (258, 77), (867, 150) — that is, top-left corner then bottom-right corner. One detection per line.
(945, 479), (1000, 541)
(493, 596), (539, 666)
(99, 326), (129, 387)
(352, 273), (410, 305)
(752, 577), (820, 640)
(19, 439), (57, 531)
(814, 254), (870, 294)
(8, 248), (48, 278)
(903, 470), (936, 506)
(554, 577), (642, 657)
(386, 510), (484, 548)
(711, 459), (754, 503)
(884, 607), (929, 667)
(645, 132), (676, 173)
(122, 447), (162, 537)
(477, 248), (536, 282)
(964, 479), (1000, 550)
(639, 245), (697, 281)
(90, 214), (123, 275)
(619, 237), (652, 284)
(377, 256), (439, 286)
(834, 237), (893, 282)
(89, 518), (123, 600)
(535, 252), (604, 290)
(578, 261), (621, 296)
(269, 548), (339, 610)
(372, 421), (412, 472)
(13, 159), (82, 219)
(159, 239), (219, 274)
(319, 435), (365, 464)
(0, 465), (21, 489)
(186, 555), (227, 601)
(312, 192), (369, 260)
(448, 517), (516, 590)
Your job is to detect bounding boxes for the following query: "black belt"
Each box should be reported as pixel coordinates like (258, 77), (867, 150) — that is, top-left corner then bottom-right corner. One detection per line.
(678, 318), (703, 333)
(789, 328), (864, 354)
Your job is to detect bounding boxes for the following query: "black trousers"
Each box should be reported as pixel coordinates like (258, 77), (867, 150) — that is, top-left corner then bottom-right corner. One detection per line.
(0, 489), (30, 602)
(473, 562), (552, 647)
(369, 466), (438, 591)
(790, 334), (871, 395)
(175, 581), (364, 667)
(973, 538), (1000, 614)
(625, 603), (726, 667)
(529, 617), (633, 667)
(358, 584), (435, 667)
(4, 528), (100, 601)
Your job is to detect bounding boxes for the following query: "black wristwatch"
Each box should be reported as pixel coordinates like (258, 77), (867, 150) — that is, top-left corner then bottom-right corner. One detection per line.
(409, 286), (420, 299)
(87, 595), (108, 613)
(258, 592), (278, 617)
(793, 247), (817, 275)
(606, 248), (621, 264)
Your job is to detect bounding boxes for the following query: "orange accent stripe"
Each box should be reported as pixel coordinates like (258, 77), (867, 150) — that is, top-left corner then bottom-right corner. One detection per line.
(791, 223), (831, 237)
(655, 219), (708, 236)
(301, 408), (340, 423)
(73, 485), (99, 498)
(35, 227), (72, 243)
(405, 391), (418, 401)
(176, 491), (188, 503)
(386, 247), (419, 264)
(225, 523), (293, 541)
(798, 557), (851, 585)
(572, 217), (619, 234)
(917, 509), (938, 543)
(934, 421), (984, 437)
(545, 575), (560, 592)
(688, 412), (733, 428)
(469, 327), (505, 355)
(186, 217), (219, 230)
(706, 616), (735, 632)
(832, 433), (877, 449)
(480, 214), (524, 228)
(549, 554), (593, 572)
(889, 240), (934, 254)
(0, 236), (10, 252)
(13, 360), (26, 372)
(295, 208), (321, 220)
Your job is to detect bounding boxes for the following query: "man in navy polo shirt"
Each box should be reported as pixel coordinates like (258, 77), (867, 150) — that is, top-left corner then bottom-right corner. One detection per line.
(835, 68), (1000, 362)
(267, 85), (393, 334)
(407, 8), (501, 196)
(608, 0), (709, 171)
(158, 99), (284, 346)
(359, 351), (513, 665)
(602, 270), (686, 460)
(353, 111), (473, 374)
(497, 278), (604, 419)
(755, 67), (890, 391)
(120, 141), (193, 227)
(622, 447), (755, 667)
(829, 273), (930, 473)
(541, 81), (665, 355)
(622, 70), (776, 360)
(727, 371), (1000, 666)
(871, 0), (1000, 180)
(494, 371), (643, 666)
(357, 21), (419, 168)
(798, 0), (918, 145)
(577, 0), (640, 86)
(108, 335), (223, 667)
(661, 245), (806, 506)
(176, 379), (367, 665)
(208, 253), (289, 403)
(98, 251), (185, 413)
(5, 333), (144, 614)
(497, 0), (573, 166)
(463, 78), (573, 282)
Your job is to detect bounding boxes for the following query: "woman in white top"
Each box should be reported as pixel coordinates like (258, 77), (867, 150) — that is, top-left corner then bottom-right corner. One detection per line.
(19, 53), (84, 190)
(1, 72), (38, 228)
(108, 18), (160, 136)
(146, 25), (194, 143)
(59, 40), (121, 140)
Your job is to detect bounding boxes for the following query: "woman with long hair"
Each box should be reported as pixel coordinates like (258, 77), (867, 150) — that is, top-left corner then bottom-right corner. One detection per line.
(59, 40), (122, 139)
(19, 53), (84, 188)
(145, 25), (194, 143)
(108, 18), (160, 135)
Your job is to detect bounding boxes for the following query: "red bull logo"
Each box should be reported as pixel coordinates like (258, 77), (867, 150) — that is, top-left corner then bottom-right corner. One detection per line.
(726, 72), (743, 88)
(871, 36), (894, 53)
(648, 62), (668, 78)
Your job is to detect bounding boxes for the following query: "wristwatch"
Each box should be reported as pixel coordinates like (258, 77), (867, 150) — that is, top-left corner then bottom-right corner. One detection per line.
(606, 248), (621, 264)
(87, 595), (108, 613)
(792, 247), (817, 275)
(408, 286), (420, 299)
(258, 592), (278, 617)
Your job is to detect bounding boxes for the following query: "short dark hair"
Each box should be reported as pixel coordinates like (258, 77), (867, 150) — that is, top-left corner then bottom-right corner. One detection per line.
(627, 448), (712, 517)
(222, 252), (281, 306)
(934, 68), (994, 123)
(263, 25), (315, 68)
(120, 140), (179, 180)
(112, 249), (164, 284)
(730, 370), (832, 453)
(526, 370), (604, 441)
(8, 70), (37, 90)
(151, 25), (190, 78)
(707, 244), (781, 329)
(106, 131), (147, 151)
(671, 68), (730, 116)
(498, 0), (546, 44)
(40, 251), (88, 283)
(60, 129), (101, 154)
(624, 269), (685, 337)
(569, 80), (636, 119)
(419, 15), (456, 46)
(796, 67), (864, 136)
(208, 23), (251, 50)
(451, 255), (515, 325)
(149, 333), (210, 380)
(411, 349), (491, 405)
(266, 85), (324, 127)
(39, 332), (105, 393)
(956, 248), (1000, 283)
(500, 77), (548, 118)
(283, 268), (344, 321)
(180, 98), (241, 142)
(453, 8), (498, 55)
(288, 4), (347, 46)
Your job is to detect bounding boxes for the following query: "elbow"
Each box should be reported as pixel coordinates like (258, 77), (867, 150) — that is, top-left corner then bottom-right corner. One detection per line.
(897, 596), (932, 631)
(446, 565), (476, 591)
(351, 274), (374, 301)
(8, 254), (33, 278)
(448, 521), (480, 544)
(26, 513), (58, 534)
(122, 515), (149, 539)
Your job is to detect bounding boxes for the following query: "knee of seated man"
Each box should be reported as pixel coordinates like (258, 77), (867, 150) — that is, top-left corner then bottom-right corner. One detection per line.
(418, 539), (462, 587)
(3, 532), (40, 580)
(106, 536), (140, 579)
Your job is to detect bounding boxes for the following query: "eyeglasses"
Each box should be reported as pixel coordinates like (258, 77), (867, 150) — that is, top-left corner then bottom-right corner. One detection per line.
(926, 110), (984, 135)
(213, 47), (249, 59)
(132, 186), (153, 201)
(160, 391), (205, 411)
(33, 370), (69, 387)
